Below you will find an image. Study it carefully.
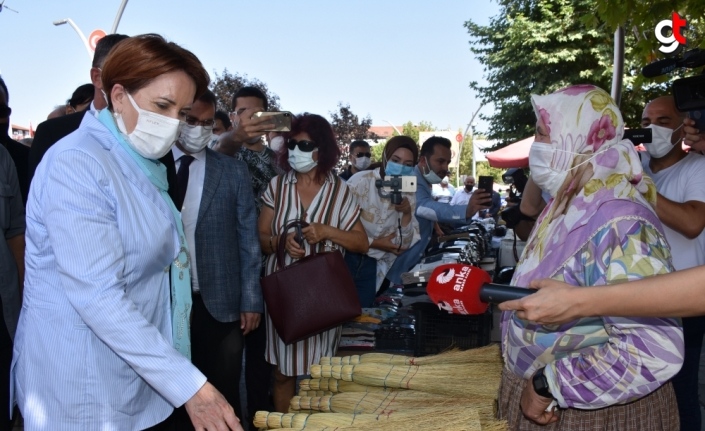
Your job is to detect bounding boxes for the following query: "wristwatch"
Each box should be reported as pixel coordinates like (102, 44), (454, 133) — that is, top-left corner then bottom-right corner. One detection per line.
(532, 367), (553, 398)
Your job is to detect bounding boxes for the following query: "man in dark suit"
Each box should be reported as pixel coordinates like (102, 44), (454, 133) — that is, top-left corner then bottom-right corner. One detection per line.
(171, 90), (262, 430)
(0, 77), (29, 204)
(28, 34), (129, 185)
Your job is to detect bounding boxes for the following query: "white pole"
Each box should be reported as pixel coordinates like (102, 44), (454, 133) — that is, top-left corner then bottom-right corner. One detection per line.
(53, 18), (92, 60)
(382, 119), (403, 137)
(457, 104), (484, 186)
(111, 0), (130, 34)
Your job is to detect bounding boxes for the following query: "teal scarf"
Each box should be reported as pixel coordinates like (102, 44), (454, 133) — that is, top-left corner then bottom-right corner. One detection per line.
(97, 108), (192, 359)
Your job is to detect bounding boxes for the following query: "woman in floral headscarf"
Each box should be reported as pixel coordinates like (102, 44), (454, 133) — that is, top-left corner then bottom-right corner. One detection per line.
(499, 85), (684, 430)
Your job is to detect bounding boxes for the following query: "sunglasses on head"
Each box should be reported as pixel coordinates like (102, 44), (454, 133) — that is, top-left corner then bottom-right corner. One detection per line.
(0, 106), (11, 118)
(287, 139), (318, 152)
(355, 152), (371, 158)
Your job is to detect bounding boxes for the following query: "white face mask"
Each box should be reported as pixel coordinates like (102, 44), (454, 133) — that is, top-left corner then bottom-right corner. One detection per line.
(270, 136), (285, 152)
(644, 124), (682, 159)
(288, 147), (318, 173)
(179, 124), (212, 153)
(354, 156), (371, 170)
(528, 144), (569, 198)
(115, 93), (183, 159)
(529, 143), (606, 197)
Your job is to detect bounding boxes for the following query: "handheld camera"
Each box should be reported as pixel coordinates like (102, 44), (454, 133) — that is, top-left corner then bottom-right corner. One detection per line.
(375, 175), (417, 205)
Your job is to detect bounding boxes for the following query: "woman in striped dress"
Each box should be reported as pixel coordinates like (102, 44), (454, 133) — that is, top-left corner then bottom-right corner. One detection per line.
(258, 113), (368, 413)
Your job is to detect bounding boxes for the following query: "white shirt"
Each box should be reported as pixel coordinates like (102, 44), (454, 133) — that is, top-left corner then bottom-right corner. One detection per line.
(173, 146), (206, 292)
(642, 151), (705, 270)
(450, 188), (473, 206)
(347, 168), (421, 290)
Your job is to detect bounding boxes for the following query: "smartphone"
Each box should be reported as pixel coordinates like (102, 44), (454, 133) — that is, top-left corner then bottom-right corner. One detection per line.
(253, 111), (292, 132)
(478, 176), (494, 193)
(688, 109), (705, 132)
(384, 176), (417, 193)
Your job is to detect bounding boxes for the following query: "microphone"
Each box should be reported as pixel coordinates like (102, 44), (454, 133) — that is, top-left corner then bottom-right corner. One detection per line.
(642, 57), (680, 78)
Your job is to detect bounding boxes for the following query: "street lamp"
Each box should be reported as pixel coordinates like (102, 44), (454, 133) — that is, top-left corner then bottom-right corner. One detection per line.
(111, 0), (130, 34)
(382, 119), (403, 137)
(53, 18), (92, 60)
(457, 104), (485, 186)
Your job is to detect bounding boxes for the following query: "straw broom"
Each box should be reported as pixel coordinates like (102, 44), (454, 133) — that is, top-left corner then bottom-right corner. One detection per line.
(254, 407), (488, 430)
(289, 390), (495, 416)
(321, 344), (501, 367)
(300, 378), (396, 394)
(297, 390), (334, 397)
(310, 362), (502, 399)
(256, 409), (507, 431)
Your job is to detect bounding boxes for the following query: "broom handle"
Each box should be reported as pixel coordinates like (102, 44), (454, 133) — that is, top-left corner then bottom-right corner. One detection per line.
(479, 283), (533, 304)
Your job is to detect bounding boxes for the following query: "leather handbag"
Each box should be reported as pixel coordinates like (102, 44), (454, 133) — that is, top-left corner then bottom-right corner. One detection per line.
(261, 220), (361, 344)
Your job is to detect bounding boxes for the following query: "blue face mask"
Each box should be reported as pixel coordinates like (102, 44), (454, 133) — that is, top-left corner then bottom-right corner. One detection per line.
(386, 160), (414, 176)
(421, 157), (442, 184)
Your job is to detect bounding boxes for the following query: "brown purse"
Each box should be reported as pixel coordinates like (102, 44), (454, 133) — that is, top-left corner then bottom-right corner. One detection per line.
(261, 220), (361, 344)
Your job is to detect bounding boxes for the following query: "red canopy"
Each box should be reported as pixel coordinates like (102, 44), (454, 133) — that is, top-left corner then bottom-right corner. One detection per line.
(486, 137), (533, 168)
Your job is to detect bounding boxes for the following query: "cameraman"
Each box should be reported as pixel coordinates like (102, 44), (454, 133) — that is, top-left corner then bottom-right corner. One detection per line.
(386, 136), (491, 285)
(642, 96), (705, 431)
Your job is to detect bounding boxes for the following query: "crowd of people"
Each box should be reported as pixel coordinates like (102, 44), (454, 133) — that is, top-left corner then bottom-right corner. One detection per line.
(1, 32), (705, 431)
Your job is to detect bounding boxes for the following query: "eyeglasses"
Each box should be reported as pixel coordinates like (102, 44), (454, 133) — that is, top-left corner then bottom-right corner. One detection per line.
(0, 106), (11, 118)
(287, 139), (318, 152)
(185, 115), (215, 129)
(355, 152), (371, 158)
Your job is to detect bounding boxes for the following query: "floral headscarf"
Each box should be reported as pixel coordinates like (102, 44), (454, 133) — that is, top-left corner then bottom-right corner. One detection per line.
(513, 84), (660, 285)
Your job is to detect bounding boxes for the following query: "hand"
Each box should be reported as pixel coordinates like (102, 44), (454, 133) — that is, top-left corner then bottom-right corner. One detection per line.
(394, 197), (412, 215)
(302, 223), (330, 245)
(232, 108), (275, 143)
(467, 190), (491, 218)
(185, 382), (243, 431)
(240, 312), (261, 336)
(371, 232), (406, 255)
(520, 373), (559, 425)
(683, 117), (705, 152)
(433, 223), (445, 237)
(498, 279), (580, 325)
(285, 232), (305, 259)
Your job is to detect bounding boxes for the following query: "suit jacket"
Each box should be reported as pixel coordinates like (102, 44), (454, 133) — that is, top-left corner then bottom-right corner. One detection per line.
(0, 134), (29, 205)
(194, 149), (262, 322)
(13, 113), (205, 430)
(28, 110), (178, 201)
(28, 110), (87, 186)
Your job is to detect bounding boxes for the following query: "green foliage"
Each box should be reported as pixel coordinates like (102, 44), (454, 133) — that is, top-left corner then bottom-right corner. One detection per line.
(394, 121), (437, 143)
(371, 143), (385, 163)
(465, 0), (679, 149)
(209, 69), (281, 113)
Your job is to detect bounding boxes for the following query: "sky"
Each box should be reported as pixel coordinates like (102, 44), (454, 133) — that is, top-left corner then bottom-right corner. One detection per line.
(0, 0), (500, 135)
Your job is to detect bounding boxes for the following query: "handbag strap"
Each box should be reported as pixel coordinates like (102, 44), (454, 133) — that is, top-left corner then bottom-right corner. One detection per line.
(275, 220), (315, 271)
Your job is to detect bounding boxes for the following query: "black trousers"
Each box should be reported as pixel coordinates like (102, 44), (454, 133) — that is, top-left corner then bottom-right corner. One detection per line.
(169, 293), (244, 431)
(0, 298), (12, 431)
(244, 320), (273, 427)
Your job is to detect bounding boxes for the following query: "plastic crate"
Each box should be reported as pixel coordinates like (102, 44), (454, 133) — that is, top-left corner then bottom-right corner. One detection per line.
(412, 303), (492, 356)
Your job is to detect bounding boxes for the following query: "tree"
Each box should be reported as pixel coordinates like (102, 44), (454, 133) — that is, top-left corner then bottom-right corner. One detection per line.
(209, 68), (281, 113)
(329, 102), (379, 166)
(392, 121), (437, 143)
(465, 0), (672, 149)
(592, 1), (705, 59)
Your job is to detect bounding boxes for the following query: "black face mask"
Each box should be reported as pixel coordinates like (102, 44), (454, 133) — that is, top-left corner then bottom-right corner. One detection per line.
(465, 185), (474, 192)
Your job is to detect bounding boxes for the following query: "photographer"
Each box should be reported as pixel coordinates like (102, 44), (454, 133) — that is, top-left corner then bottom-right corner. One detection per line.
(386, 136), (491, 285)
(641, 95), (705, 431)
(346, 136), (420, 306)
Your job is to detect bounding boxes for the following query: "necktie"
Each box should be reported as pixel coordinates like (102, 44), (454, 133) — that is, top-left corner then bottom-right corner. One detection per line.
(176, 155), (194, 210)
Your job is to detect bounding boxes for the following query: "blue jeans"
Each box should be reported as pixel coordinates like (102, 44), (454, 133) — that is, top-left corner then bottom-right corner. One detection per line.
(672, 316), (705, 431)
(343, 252), (377, 308)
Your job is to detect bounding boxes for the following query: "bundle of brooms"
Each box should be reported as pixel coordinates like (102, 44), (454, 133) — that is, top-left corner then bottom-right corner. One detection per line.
(255, 407), (507, 431)
(257, 345), (506, 430)
(320, 345), (500, 366)
(309, 362), (501, 399)
(289, 391), (495, 418)
(299, 378), (396, 394)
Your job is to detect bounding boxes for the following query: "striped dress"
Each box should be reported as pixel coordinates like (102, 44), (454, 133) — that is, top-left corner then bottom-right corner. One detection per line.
(261, 170), (361, 376)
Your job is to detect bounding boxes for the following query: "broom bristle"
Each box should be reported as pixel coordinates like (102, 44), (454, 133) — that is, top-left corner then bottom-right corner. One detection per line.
(324, 345), (502, 367)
